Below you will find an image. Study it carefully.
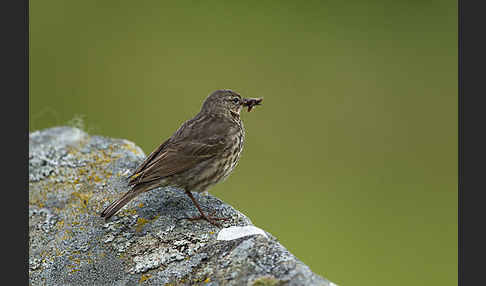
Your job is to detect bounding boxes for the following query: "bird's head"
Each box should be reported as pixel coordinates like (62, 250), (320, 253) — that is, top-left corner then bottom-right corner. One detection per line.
(201, 89), (262, 118)
(201, 89), (244, 117)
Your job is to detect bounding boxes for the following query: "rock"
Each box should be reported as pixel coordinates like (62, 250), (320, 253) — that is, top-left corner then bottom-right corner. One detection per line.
(29, 126), (336, 286)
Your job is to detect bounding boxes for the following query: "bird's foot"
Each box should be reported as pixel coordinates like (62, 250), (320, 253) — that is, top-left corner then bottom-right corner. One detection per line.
(179, 211), (228, 227)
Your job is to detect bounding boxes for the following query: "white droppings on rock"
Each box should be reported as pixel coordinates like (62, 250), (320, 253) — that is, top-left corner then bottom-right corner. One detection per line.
(216, 225), (268, 241)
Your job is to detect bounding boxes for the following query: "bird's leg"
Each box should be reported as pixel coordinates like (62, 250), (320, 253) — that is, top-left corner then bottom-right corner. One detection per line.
(180, 191), (229, 227)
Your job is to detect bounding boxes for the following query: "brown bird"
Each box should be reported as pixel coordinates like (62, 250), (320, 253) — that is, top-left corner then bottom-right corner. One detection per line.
(100, 89), (262, 226)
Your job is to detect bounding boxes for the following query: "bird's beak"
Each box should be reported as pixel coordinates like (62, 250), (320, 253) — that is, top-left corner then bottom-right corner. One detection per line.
(242, 98), (263, 112)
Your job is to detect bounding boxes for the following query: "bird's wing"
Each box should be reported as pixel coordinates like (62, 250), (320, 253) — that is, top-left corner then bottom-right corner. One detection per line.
(128, 137), (170, 181)
(128, 114), (233, 186)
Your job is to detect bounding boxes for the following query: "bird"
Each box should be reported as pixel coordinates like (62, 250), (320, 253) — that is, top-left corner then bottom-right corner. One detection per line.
(100, 89), (262, 226)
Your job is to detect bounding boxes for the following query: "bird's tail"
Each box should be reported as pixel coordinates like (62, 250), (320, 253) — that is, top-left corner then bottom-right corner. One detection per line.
(100, 187), (144, 220)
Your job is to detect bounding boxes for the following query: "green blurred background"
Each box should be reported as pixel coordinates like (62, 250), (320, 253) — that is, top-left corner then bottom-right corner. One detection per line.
(29, 1), (457, 285)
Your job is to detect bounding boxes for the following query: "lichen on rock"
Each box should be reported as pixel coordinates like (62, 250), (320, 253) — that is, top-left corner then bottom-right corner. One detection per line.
(29, 126), (335, 286)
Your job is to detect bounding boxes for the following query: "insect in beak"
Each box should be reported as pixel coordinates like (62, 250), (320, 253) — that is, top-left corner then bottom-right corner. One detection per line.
(242, 98), (263, 112)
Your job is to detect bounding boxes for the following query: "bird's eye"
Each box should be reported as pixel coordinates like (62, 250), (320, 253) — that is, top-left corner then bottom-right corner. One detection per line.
(232, 97), (240, 104)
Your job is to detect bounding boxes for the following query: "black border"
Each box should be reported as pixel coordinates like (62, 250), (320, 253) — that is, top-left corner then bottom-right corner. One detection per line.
(459, 0), (486, 285)
(3, 0), (28, 281)
(25, 0), (30, 281)
(26, 0), (29, 280)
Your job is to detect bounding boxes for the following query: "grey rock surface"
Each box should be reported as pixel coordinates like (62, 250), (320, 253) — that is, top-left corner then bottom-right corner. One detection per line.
(29, 126), (335, 286)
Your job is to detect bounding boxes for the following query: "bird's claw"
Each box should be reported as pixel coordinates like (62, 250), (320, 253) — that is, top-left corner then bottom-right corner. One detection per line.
(178, 212), (228, 227)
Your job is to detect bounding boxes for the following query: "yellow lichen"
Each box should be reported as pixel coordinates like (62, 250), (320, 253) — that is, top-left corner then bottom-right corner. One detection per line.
(72, 192), (93, 208)
(139, 274), (152, 282)
(93, 175), (102, 182)
(135, 217), (149, 233)
(131, 172), (141, 179)
(124, 143), (142, 155)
